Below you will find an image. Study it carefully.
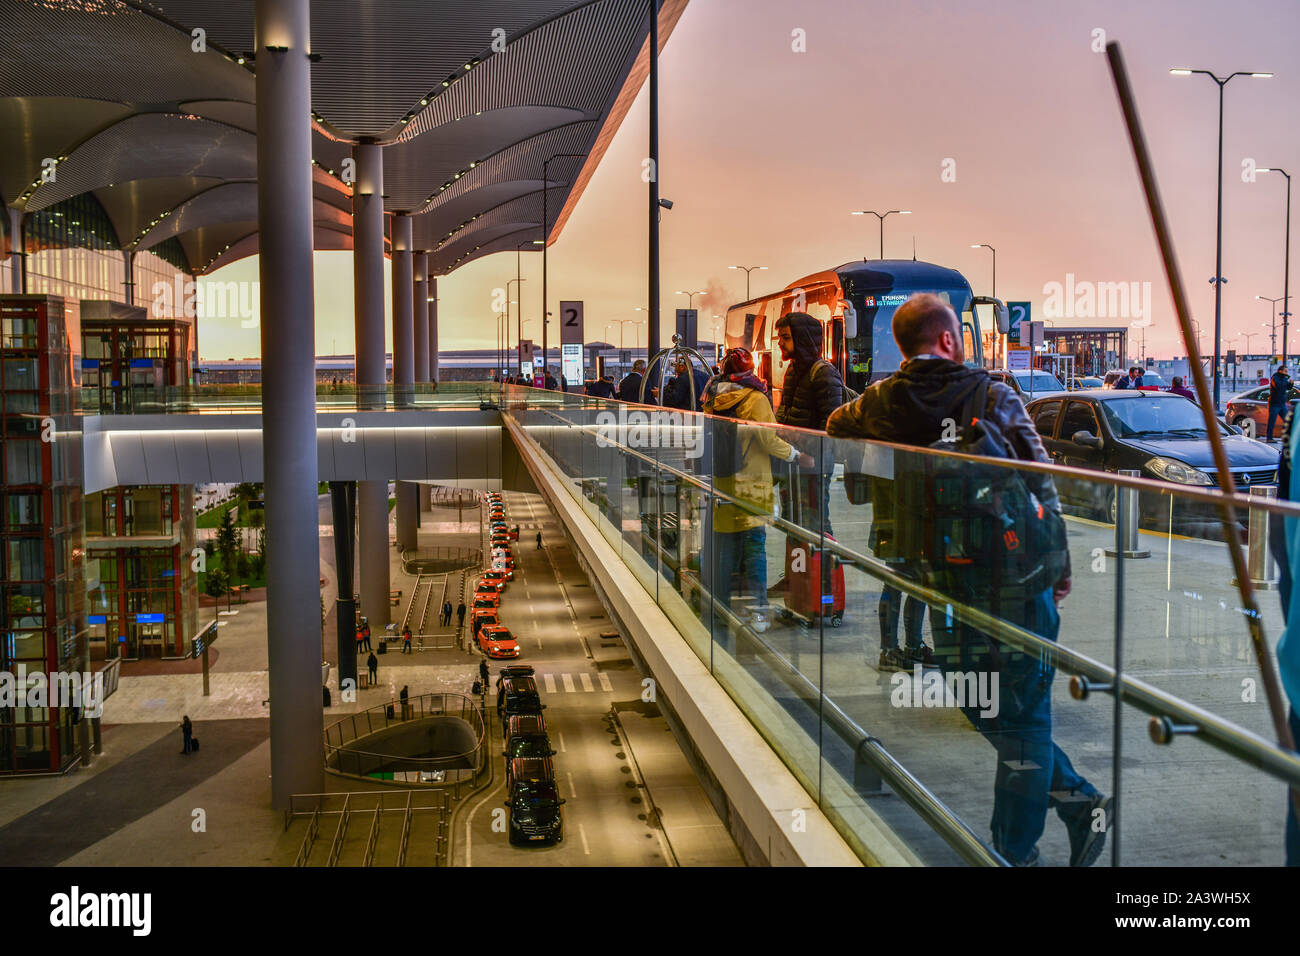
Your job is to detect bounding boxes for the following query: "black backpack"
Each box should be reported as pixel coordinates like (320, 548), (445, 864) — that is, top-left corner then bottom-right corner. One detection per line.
(709, 404), (746, 479)
(894, 378), (1068, 608)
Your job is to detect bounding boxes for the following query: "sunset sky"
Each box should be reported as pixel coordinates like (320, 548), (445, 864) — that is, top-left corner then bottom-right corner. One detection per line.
(201, 0), (1299, 363)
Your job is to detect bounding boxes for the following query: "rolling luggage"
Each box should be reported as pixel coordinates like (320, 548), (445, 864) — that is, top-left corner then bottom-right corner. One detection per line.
(377, 640), (387, 654)
(779, 463), (846, 627)
(190, 737), (199, 752)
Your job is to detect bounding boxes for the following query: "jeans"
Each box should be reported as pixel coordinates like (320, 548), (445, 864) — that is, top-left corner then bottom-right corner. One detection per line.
(879, 586), (926, 650)
(709, 527), (768, 643)
(932, 587), (1098, 863)
(183, 731), (192, 754)
(1268, 404), (1288, 441)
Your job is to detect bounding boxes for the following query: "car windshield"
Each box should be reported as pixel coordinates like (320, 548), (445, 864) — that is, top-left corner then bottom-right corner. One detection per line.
(1013, 370), (1065, 393)
(473, 600), (494, 608)
(487, 629), (513, 642)
(1099, 396), (1226, 438)
(516, 781), (559, 807)
(508, 736), (549, 758)
(1138, 371), (1167, 387)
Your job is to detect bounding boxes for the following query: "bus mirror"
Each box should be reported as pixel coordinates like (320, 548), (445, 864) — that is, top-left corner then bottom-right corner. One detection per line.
(838, 299), (858, 338)
(973, 296), (1011, 334)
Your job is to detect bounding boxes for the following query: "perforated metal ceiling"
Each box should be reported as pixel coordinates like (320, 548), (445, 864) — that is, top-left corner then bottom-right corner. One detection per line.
(1, 0), (686, 276)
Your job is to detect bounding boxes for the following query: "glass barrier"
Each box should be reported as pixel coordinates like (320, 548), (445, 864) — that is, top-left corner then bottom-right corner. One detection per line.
(76, 381), (499, 414)
(501, 383), (1300, 867)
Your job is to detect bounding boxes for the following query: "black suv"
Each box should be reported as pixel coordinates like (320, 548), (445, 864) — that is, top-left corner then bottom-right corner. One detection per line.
(503, 714), (554, 765)
(497, 676), (544, 732)
(504, 757), (564, 845)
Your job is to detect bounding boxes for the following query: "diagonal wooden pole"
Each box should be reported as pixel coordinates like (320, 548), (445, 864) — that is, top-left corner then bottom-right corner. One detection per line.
(1105, 43), (1298, 808)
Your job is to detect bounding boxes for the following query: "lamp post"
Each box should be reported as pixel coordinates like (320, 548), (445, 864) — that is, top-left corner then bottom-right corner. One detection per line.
(970, 243), (997, 297)
(1258, 295), (1286, 363)
(851, 209), (912, 258)
(514, 239), (542, 373)
(542, 152), (586, 372)
(1258, 168), (1292, 365)
(1170, 67), (1273, 409)
(506, 277), (525, 375)
(675, 289), (705, 309)
(728, 265), (767, 301)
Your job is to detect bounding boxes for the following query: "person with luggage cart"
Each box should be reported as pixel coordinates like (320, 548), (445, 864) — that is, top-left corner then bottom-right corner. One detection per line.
(703, 348), (810, 647)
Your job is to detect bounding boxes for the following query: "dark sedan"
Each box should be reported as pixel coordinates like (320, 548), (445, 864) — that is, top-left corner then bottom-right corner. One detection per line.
(1025, 390), (1279, 531)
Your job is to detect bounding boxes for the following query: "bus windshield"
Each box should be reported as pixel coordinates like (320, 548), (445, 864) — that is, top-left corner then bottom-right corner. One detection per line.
(851, 288), (977, 387)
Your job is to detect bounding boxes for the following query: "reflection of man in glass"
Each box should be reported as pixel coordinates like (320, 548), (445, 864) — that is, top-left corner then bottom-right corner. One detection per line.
(828, 293), (1109, 867)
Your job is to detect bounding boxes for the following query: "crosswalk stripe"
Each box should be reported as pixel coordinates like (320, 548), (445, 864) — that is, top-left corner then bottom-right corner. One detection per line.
(562, 673), (575, 693)
(543, 673), (556, 694)
(580, 673), (594, 692)
(598, 672), (613, 692)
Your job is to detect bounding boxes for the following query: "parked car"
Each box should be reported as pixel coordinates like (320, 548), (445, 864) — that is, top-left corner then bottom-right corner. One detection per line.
(503, 714), (554, 764)
(1224, 384), (1300, 438)
(1070, 376), (1104, 390)
(497, 675), (545, 727)
(987, 368), (1069, 403)
(482, 569), (511, 587)
(476, 579), (506, 595)
(478, 623), (520, 659)
(504, 758), (564, 845)
(1025, 390), (1279, 530)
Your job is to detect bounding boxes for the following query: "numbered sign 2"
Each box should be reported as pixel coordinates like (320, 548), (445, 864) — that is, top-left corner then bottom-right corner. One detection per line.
(559, 300), (584, 345)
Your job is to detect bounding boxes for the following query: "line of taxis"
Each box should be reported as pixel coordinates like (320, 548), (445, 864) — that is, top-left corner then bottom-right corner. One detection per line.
(477, 493), (565, 847)
(472, 492), (520, 660)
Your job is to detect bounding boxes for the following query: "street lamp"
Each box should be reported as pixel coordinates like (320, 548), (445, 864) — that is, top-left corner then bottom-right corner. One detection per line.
(1258, 295), (1287, 361)
(728, 265), (767, 301)
(506, 277), (525, 374)
(1170, 67), (1273, 408)
(674, 289), (706, 309)
(851, 209), (912, 259)
(1258, 168), (1292, 364)
(970, 243), (996, 297)
(514, 239), (542, 372)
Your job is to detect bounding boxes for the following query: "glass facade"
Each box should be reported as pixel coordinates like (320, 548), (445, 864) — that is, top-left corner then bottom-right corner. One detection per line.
(25, 195), (123, 306)
(84, 485), (196, 660)
(0, 296), (85, 774)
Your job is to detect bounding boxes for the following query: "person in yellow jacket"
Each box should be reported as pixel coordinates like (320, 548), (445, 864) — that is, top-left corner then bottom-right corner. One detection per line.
(704, 348), (813, 644)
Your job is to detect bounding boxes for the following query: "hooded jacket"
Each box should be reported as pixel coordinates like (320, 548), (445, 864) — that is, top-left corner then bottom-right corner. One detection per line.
(665, 365), (711, 410)
(705, 382), (799, 533)
(775, 312), (844, 432)
(827, 357), (1068, 578)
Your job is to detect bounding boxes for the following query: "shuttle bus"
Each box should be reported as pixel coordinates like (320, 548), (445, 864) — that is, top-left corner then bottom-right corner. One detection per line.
(723, 259), (1008, 403)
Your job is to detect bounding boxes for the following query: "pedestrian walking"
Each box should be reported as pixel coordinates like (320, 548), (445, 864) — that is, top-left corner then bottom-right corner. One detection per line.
(399, 684), (410, 719)
(479, 659), (489, 687)
(179, 715), (194, 755)
(827, 292), (1109, 867)
(401, 625), (412, 654)
(456, 602), (466, 628)
(443, 601), (453, 627)
(536, 531), (543, 550)
(361, 621), (372, 652)
(367, 651), (378, 685)
(1268, 366), (1293, 442)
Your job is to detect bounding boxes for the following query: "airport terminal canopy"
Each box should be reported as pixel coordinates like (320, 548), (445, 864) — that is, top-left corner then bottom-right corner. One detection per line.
(0, 0), (687, 276)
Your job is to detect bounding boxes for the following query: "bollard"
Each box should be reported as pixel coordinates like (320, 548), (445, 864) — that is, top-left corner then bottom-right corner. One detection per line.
(1233, 485), (1278, 589)
(1105, 470), (1150, 559)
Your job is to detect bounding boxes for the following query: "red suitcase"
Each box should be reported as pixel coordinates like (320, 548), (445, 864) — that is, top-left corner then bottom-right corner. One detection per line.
(778, 465), (846, 626)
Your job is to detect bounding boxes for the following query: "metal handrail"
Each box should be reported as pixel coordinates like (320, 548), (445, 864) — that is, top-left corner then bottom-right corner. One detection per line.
(524, 406), (1300, 789)
(362, 804), (380, 867)
(326, 794), (351, 867)
(323, 692), (488, 777)
(397, 792), (413, 867)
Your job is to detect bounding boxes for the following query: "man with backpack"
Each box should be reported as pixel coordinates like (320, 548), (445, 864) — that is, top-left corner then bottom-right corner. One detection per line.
(827, 292), (1110, 867)
(1267, 366), (1292, 442)
(774, 313), (845, 530)
(704, 348), (811, 643)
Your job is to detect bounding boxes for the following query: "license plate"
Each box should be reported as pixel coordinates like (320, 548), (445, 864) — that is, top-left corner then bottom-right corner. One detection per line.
(528, 835), (545, 841)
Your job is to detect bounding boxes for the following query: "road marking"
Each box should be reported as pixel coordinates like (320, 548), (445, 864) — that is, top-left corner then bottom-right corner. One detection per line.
(578, 823), (591, 856)
(462, 776), (506, 868)
(536, 636), (543, 650)
(598, 672), (613, 692)
(556, 731), (566, 753)
(580, 673), (594, 692)
(567, 770), (576, 798)
(544, 673), (557, 693)
(562, 673), (575, 693)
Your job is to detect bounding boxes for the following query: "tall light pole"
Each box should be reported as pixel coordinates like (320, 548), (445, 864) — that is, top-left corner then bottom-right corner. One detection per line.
(728, 264), (767, 301)
(1170, 67), (1273, 409)
(675, 289), (705, 309)
(851, 209), (912, 259)
(1258, 168), (1292, 365)
(542, 152), (585, 374)
(506, 277), (525, 375)
(515, 239), (542, 373)
(1258, 295), (1286, 362)
(970, 243), (996, 297)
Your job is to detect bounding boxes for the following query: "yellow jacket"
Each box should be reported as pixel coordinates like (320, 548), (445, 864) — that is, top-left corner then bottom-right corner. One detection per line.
(705, 384), (798, 533)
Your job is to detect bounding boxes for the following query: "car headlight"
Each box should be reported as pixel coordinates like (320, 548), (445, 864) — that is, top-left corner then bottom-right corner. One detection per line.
(1145, 456), (1213, 485)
